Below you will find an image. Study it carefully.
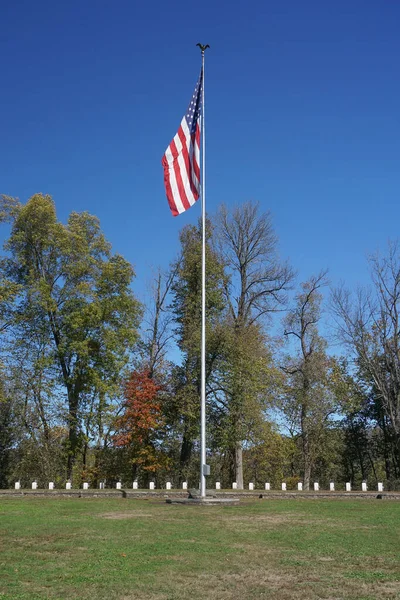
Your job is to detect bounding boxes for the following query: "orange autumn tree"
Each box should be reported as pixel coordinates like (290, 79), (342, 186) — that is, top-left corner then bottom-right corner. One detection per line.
(114, 370), (166, 481)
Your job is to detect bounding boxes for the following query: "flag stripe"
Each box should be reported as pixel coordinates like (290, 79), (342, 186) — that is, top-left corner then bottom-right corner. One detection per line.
(172, 132), (192, 212)
(178, 123), (198, 201)
(194, 123), (201, 182)
(163, 145), (185, 216)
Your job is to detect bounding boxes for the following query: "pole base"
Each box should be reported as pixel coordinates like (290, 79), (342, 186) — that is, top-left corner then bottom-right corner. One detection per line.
(166, 497), (240, 506)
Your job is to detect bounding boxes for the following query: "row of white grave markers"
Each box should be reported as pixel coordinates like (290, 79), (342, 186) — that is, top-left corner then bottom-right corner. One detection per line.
(14, 480), (385, 492)
(14, 481), (188, 490)
(236, 482), (384, 492)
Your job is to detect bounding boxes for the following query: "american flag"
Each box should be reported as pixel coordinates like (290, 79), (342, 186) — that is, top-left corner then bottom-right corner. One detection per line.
(162, 70), (203, 216)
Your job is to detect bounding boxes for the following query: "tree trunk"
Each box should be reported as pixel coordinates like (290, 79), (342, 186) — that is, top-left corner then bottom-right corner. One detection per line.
(132, 463), (138, 482)
(301, 403), (311, 491)
(235, 441), (244, 490)
(303, 450), (311, 491)
(66, 392), (80, 480)
(381, 416), (393, 481)
(179, 433), (192, 481)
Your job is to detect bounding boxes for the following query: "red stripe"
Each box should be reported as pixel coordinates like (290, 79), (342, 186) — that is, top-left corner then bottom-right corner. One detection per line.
(192, 126), (201, 184)
(195, 123), (201, 149)
(161, 152), (179, 216)
(177, 127), (194, 197)
(170, 134), (191, 212)
(178, 127), (199, 200)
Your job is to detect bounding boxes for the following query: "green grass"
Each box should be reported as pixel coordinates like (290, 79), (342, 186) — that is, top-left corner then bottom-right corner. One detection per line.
(0, 497), (399, 599)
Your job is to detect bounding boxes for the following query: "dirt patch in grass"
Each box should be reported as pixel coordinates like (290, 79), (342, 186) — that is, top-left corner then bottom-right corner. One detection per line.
(219, 512), (301, 524)
(153, 566), (300, 600)
(99, 511), (153, 519)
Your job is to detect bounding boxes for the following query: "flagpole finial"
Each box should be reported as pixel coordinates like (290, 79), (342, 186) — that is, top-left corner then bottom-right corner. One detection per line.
(196, 43), (210, 55)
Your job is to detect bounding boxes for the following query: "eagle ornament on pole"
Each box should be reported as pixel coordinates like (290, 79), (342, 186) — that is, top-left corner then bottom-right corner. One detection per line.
(196, 43), (210, 53)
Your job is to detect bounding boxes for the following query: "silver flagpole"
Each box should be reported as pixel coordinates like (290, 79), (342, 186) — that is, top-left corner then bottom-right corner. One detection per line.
(198, 43), (209, 499)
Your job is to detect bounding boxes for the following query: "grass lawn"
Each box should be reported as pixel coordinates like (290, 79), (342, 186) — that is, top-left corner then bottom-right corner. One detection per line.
(0, 496), (399, 599)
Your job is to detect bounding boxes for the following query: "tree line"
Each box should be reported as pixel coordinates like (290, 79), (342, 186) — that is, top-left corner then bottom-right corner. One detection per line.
(0, 194), (399, 490)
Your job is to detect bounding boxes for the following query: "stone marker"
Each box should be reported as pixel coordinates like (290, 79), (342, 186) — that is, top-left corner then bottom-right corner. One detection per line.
(99, 482), (105, 490)
(298, 482), (303, 491)
(282, 482), (286, 491)
(49, 482), (54, 490)
(378, 482), (383, 492)
(345, 482), (351, 492)
(265, 482), (270, 491)
(362, 482), (367, 492)
(149, 482), (155, 490)
(166, 481), (171, 490)
(232, 482), (237, 489)
(66, 481), (72, 490)
(314, 482), (319, 491)
(116, 482), (122, 490)
(249, 482), (254, 491)
(330, 482), (335, 491)
(182, 481), (187, 490)
(15, 481), (20, 490)
(32, 481), (37, 490)
(216, 481), (221, 490)
(133, 480), (138, 489)
(83, 482), (89, 490)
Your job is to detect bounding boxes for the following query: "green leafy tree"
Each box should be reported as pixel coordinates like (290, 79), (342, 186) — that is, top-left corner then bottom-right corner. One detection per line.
(1, 194), (141, 479)
(169, 219), (227, 480)
(209, 320), (277, 486)
(331, 359), (390, 486)
(243, 422), (296, 489)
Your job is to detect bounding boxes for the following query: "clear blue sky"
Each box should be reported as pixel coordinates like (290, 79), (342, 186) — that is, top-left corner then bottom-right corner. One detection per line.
(1, 0), (399, 306)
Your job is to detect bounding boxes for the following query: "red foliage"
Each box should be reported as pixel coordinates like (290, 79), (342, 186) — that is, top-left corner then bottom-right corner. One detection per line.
(114, 370), (163, 448)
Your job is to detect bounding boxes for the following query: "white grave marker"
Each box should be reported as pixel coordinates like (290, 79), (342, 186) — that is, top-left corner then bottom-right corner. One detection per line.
(166, 481), (171, 490)
(378, 482), (383, 492)
(265, 482), (270, 491)
(282, 482), (287, 491)
(182, 481), (187, 490)
(32, 481), (37, 490)
(15, 481), (20, 490)
(314, 482), (319, 491)
(345, 482), (351, 492)
(132, 481), (138, 489)
(298, 482), (303, 491)
(362, 482), (367, 492)
(83, 482), (89, 490)
(116, 482), (122, 490)
(149, 482), (155, 490)
(249, 482), (254, 491)
(216, 481), (221, 490)
(232, 482), (237, 489)
(330, 482), (335, 491)
(66, 481), (72, 490)
(49, 482), (54, 490)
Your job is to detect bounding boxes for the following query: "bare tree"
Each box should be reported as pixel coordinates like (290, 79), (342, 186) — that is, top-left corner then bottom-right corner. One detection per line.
(216, 202), (294, 488)
(141, 266), (178, 378)
(282, 271), (333, 490)
(332, 241), (400, 478)
(217, 202), (294, 327)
